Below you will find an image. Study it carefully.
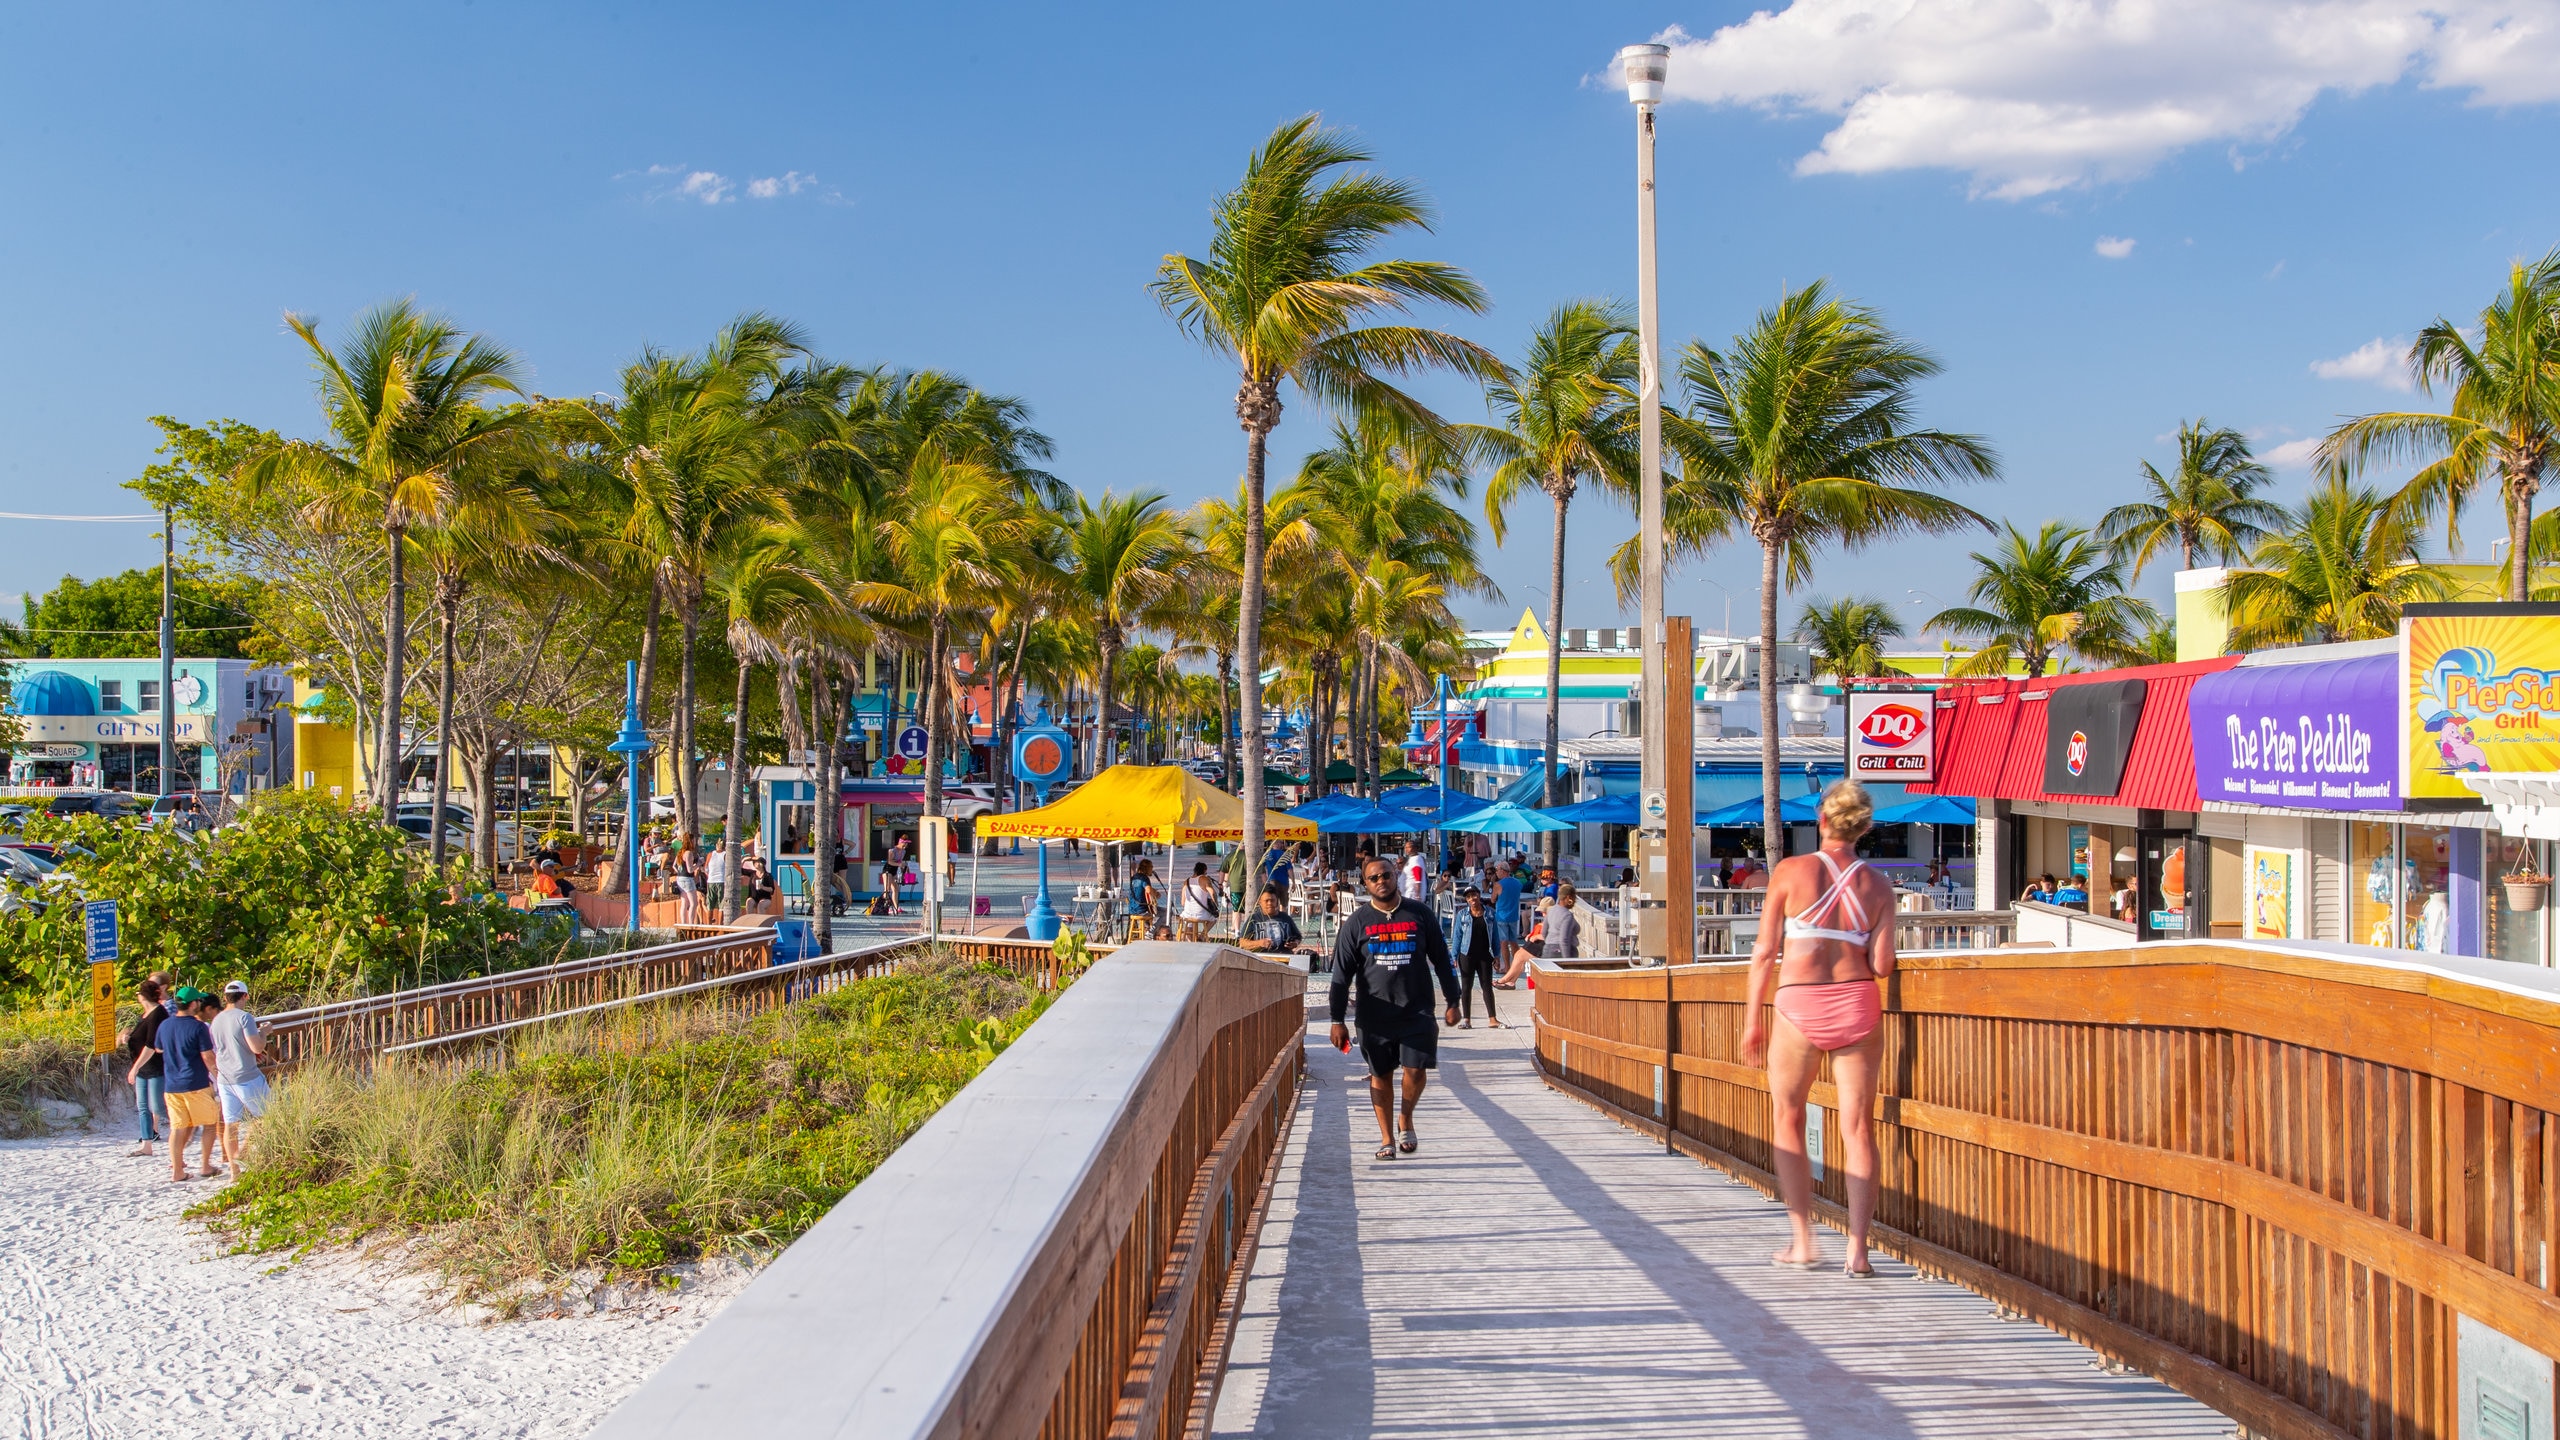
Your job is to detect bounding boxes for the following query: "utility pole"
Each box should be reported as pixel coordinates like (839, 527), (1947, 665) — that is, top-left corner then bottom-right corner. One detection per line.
(158, 505), (176, 797)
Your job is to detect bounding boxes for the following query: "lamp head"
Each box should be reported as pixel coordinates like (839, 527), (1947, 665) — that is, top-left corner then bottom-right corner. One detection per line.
(1619, 43), (1670, 105)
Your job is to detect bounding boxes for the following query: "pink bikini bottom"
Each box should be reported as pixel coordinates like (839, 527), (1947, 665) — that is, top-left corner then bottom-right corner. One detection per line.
(1773, 979), (1881, 1051)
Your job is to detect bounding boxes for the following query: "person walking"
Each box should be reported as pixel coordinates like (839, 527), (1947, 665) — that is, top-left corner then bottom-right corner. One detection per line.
(1398, 844), (1428, 904)
(1176, 861), (1222, 941)
(1223, 843), (1252, 937)
(209, 980), (269, 1171)
(1452, 887), (1503, 1028)
(128, 988), (220, 1181)
(705, 842), (729, 915)
(121, 979), (169, 1158)
(1327, 857), (1462, 1161)
(1491, 861), (1524, 958)
(1741, 780), (1897, 1279)
(877, 851), (903, 915)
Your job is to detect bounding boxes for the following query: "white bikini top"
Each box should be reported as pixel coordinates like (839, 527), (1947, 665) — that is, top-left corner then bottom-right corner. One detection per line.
(1782, 852), (1878, 946)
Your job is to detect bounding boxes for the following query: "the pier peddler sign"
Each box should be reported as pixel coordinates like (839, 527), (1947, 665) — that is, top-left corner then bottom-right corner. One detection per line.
(2188, 655), (2398, 811)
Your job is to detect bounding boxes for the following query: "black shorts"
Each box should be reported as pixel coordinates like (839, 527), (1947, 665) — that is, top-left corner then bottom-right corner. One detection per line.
(1358, 1026), (1438, 1077)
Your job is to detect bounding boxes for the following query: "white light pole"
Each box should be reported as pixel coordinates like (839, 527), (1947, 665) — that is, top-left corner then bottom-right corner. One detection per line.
(1620, 42), (1669, 802)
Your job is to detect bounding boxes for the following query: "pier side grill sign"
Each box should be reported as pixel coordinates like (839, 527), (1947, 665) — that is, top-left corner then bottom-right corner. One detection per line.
(1847, 691), (1935, 783)
(2400, 604), (2560, 800)
(2041, 679), (2149, 797)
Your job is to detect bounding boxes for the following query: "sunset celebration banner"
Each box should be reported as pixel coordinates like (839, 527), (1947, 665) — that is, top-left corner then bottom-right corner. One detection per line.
(2399, 605), (2560, 799)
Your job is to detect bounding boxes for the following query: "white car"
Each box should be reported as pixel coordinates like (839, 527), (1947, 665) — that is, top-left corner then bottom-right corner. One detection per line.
(394, 814), (520, 861)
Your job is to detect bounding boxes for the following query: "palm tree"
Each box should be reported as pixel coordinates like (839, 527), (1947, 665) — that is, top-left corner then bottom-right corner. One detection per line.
(1658, 282), (1995, 864)
(2223, 481), (2455, 648)
(1475, 300), (1639, 826)
(707, 527), (833, 921)
(241, 299), (528, 821)
(1057, 491), (1190, 773)
(870, 444), (1022, 846)
(1928, 521), (2153, 676)
(408, 440), (569, 869)
(2323, 250), (2560, 601)
(1794, 597), (1906, 681)
(1151, 114), (1501, 870)
(2096, 420), (2285, 577)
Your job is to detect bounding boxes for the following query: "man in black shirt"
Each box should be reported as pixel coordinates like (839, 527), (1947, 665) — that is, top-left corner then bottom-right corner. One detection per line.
(1329, 858), (1462, 1160)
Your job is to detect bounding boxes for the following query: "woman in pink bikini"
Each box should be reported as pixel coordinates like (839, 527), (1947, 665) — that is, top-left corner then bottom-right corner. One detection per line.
(1740, 779), (1895, 1278)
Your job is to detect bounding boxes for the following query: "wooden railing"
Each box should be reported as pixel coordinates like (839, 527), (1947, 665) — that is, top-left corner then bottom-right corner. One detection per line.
(1695, 909), (2016, 956)
(588, 944), (1308, 1440)
(1533, 942), (2560, 1440)
(263, 930), (1097, 1071)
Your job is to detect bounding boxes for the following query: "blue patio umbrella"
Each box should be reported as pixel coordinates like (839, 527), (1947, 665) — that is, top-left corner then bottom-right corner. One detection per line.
(1437, 800), (1576, 835)
(1285, 793), (1370, 822)
(1379, 784), (1493, 821)
(1540, 794), (1641, 825)
(1873, 795), (1976, 826)
(1698, 794), (1824, 827)
(1311, 801), (1432, 834)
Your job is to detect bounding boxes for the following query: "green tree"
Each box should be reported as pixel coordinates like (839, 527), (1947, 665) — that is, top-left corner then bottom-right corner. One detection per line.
(2322, 250), (2560, 601)
(1151, 114), (1500, 867)
(1928, 521), (2154, 676)
(2096, 420), (2285, 577)
(1474, 300), (1639, 820)
(1056, 491), (1191, 773)
(1658, 282), (1995, 863)
(17, 569), (264, 660)
(707, 527), (833, 920)
(2223, 482), (2454, 648)
(241, 301), (530, 822)
(1793, 596), (1907, 681)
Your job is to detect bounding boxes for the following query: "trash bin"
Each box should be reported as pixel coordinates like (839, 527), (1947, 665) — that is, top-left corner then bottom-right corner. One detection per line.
(772, 917), (819, 965)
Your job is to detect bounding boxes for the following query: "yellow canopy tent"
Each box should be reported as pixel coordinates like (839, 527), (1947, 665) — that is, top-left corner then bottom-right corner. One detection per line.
(978, 764), (1316, 845)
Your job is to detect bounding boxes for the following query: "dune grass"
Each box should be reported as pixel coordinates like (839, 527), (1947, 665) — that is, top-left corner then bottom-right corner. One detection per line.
(0, 1008), (114, 1139)
(191, 955), (1059, 1312)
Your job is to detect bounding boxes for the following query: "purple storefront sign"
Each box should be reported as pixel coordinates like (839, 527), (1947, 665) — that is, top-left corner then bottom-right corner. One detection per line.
(2187, 655), (2398, 811)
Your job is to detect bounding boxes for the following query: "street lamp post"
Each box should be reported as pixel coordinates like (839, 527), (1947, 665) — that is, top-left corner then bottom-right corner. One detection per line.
(1621, 42), (1669, 803)
(608, 661), (652, 935)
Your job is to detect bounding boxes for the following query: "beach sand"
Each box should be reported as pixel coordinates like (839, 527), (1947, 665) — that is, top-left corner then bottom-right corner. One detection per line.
(2, 1126), (749, 1439)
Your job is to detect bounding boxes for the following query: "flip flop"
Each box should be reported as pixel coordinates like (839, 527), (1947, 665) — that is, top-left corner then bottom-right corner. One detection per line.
(1844, 1263), (1876, 1279)
(1373, 1144), (1398, 1161)
(1770, 1251), (1822, 1270)
(1398, 1128), (1418, 1154)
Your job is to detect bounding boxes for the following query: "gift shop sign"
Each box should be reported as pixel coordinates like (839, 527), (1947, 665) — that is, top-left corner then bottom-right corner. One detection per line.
(1847, 691), (1934, 783)
(15, 714), (214, 744)
(2188, 655), (2397, 811)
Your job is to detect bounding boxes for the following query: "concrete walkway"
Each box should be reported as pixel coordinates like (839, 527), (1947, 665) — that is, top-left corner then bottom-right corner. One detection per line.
(1211, 993), (2232, 1440)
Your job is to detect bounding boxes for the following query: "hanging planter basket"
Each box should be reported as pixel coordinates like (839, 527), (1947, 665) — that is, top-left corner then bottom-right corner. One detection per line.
(2504, 853), (2549, 913)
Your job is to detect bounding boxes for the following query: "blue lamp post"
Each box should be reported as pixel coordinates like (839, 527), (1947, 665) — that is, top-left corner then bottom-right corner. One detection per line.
(607, 660), (652, 934)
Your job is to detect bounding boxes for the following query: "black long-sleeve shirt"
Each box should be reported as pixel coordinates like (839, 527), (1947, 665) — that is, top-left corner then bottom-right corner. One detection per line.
(1328, 898), (1461, 1038)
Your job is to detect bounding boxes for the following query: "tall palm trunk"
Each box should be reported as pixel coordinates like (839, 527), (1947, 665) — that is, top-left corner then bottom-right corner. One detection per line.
(1236, 385), (1278, 884)
(924, 613), (949, 823)
(722, 653), (752, 921)
(1542, 485), (1570, 867)
(604, 582), (661, 897)
(377, 521), (408, 821)
(1758, 537), (1784, 868)
(1217, 648), (1238, 795)
(676, 588), (702, 845)
(812, 671), (841, 953)
(2508, 456), (2538, 601)
(430, 582), (460, 869)
(1096, 629), (1122, 772)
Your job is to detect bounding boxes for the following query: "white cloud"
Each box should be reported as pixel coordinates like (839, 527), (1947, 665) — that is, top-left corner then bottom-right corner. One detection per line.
(673, 170), (734, 204)
(1644, 2), (2560, 199)
(746, 171), (817, 200)
(620, 164), (829, 205)
(2310, 337), (2416, 390)
(2094, 235), (2136, 259)
(2262, 437), (2323, 468)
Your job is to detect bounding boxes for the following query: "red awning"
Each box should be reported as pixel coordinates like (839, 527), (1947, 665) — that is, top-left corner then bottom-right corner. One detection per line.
(1912, 656), (2238, 811)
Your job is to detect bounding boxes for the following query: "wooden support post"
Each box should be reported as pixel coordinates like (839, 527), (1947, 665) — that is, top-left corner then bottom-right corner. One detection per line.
(1664, 615), (1694, 1154)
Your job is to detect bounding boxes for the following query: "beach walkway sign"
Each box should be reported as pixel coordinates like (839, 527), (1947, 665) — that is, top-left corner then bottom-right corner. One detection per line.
(86, 899), (119, 1054)
(2400, 604), (2560, 800)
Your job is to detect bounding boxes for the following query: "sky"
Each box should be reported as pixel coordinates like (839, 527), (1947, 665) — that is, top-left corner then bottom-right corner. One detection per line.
(5, 0), (2559, 646)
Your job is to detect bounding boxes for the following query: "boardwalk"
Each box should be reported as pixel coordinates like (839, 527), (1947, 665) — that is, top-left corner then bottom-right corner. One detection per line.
(1212, 992), (2231, 1440)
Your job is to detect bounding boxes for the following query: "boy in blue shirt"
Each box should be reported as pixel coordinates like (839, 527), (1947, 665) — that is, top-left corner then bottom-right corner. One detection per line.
(128, 988), (221, 1182)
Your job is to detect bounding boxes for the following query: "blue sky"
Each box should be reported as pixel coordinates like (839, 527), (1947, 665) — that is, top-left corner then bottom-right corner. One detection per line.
(5, 1), (2558, 643)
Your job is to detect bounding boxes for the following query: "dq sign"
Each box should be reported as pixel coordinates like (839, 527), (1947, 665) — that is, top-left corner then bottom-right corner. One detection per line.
(1847, 691), (1935, 782)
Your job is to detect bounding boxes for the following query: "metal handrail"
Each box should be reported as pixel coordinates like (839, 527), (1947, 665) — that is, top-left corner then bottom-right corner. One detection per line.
(261, 928), (753, 1029)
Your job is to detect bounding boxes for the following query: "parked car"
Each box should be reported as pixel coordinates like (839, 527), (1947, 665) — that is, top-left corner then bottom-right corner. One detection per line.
(144, 793), (217, 832)
(37, 791), (150, 819)
(943, 784), (1003, 822)
(393, 813), (520, 861)
(0, 845), (64, 914)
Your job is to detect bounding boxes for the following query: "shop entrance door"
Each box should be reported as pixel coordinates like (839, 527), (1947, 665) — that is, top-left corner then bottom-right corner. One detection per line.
(2137, 829), (2196, 942)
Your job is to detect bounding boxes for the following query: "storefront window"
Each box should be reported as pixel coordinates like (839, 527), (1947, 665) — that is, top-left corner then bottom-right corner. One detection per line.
(2488, 835), (2547, 967)
(776, 802), (812, 857)
(2406, 825), (2454, 954)
(2349, 821), (2400, 950)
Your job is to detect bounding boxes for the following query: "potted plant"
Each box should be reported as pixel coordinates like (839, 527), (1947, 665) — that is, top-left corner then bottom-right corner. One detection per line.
(2504, 849), (2548, 913)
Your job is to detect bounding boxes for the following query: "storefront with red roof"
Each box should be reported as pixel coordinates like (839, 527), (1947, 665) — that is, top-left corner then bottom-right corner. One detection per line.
(1912, 656), (2239, 941)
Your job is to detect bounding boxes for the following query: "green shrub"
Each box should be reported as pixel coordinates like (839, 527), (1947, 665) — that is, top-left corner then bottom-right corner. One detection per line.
(1, 789), (569, 1007)
(192, 955), (1059, 1311)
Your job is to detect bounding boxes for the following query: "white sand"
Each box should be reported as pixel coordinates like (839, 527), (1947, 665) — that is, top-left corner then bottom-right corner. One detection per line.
(1, 1126), (752, 1439)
